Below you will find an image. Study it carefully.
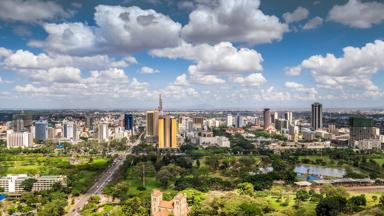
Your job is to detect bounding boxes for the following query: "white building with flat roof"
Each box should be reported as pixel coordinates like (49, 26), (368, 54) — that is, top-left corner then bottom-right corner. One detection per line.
(6, 130), (33, 148)
(0, 174), (66, 193)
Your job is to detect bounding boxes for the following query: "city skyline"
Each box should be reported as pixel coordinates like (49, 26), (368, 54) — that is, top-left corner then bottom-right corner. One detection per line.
(0, 0), (384, 109)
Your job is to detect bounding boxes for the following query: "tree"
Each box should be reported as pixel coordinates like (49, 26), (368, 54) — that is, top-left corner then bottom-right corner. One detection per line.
(237, 182), (254, 196)
(316, 196), (347, 216)
(21, 178), (37, 192)
(347, 194), (366, 212)
(296, 189), (310, 201)
(380, 194), (384, 207)
(156, 165), (184, 187)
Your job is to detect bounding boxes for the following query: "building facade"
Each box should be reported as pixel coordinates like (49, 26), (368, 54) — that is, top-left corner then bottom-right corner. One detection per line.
(35, 120), (48, 141)
(6, 131), (33, 148)
(311, 102), (323, 130)
(151, 189), (188, 216)
(158, 115), (178, 148)
(0, 174), (66, 193)
(263, 108), (271, 129)
(124, 114), (134, 131)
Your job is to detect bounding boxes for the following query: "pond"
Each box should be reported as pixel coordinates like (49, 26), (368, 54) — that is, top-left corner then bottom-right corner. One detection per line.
(294, 165), (346, 178)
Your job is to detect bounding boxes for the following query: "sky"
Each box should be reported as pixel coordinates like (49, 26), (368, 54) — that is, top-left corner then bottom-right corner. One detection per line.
(0, 0), (384, 110)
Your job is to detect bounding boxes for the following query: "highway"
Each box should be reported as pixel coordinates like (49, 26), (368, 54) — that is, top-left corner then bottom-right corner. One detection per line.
(66, 133), (143, 216)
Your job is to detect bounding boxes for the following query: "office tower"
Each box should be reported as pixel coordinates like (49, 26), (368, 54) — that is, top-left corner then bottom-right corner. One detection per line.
(159, 94), (163, 111)
(235, 113), (243, 128)
(124, 114), (134, 131)
(328, 124), (336, 134)
(12, 113), (32, 131)
(35, 120), (48, 141)
(158, 115), (178, 148)
(97, 123), (109, 141)
(284, 112), (293, 125)
(6, 131), (33, 148)
(64, 122), (74, 139)
(311, 102), (323, 130)
(263, 108), (271, 129)
(146, 110), (159, 136)
(85, 115), (95, 130)
(227, 114), (233, 127)
(48, 127), (55, 139)
(193, 117), (203, 130)
(349, 117), (376, 145)
(271, 112), (278, 125)
(275, 119), (288, 131)
(13, 119), (24, 132)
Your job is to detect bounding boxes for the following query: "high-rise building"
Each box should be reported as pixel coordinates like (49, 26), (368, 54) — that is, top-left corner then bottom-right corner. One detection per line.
(235, 113), (243, 128)
(35, 120), (48, 141)
(311, 102), (323, 130)
(275, 119), (288, 131)
(227, 114), (233, 127)
(284, 112), (293, 125)
(158, 115), (178, 148)
(146, 110), (159, 137)
(12, 113), (32, 131)
(13, 119), (24, 132)
(97, 123), (109, 141)
(263, 108), (271, 129)
(271, 112), (278, 125)
(6, 131), (33, 148)
(48, 127), (55, 139)
(192, 117), (203, 130)
(349, 117), (377, 145)
(64, 122), (74, 140)
(124, 114), (134, 131)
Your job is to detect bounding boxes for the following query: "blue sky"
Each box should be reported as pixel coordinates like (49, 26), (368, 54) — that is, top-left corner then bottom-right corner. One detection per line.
(0, 0), (384, 110)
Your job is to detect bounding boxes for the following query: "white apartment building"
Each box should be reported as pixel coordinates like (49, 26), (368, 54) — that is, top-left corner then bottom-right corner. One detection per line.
(0, 174), (66, 193)
(6, 130), (33, 148)
(354, 139), (381, 150)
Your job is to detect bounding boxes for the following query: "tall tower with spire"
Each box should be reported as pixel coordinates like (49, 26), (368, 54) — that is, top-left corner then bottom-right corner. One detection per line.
(158, 94), (163, 112)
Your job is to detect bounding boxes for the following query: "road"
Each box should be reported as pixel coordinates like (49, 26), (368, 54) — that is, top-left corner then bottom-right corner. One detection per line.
(66, 134), (143, 216)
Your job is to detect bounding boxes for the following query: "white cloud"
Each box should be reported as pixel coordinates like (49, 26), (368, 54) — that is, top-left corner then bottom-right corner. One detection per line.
(303, 17), (323, 30)
(328, 0), (384, 28)
(285, 81), (317, 99)
(285, 66), (302, 76)
(139, 66), (159, 74)
(15, 84), (49, 93)
(173, 74), (190, 86)
(89, 68), (129, 81)
(288, 40), (384, 95)
(181, 0), (288, 45)
(0, 0), (69, 23)
(2, 49), (136, 71)
(283, 6), (309, 23)
(233, 73), (266, 86)
(0, 48), (12, 58)
(27, 67), (82, 83)
(31, 5), (182, 55)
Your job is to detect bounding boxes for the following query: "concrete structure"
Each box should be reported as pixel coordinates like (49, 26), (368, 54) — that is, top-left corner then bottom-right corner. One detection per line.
(151, 189), (188, 216)
(97, 123), (109, 141)
(0, 174), (66, 193)
(192, 117), (203, 130)
(284, 112), (293, 125)
(235, 113), (243, 128)
(35, 120), (48, 141)
(158, 115), (178, 148)
(64, 121), (74, 140)
(199, 136), (230, 148)
(311, 102), (323, 130)
(6, 131), (33, 148)
(227, 114), (233, 127)
(354, 139), (381, 150)
(271, 112), (278, 125)
(263, 108), (271, 129)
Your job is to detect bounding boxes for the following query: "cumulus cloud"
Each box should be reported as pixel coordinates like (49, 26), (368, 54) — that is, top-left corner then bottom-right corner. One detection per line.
(27, 67), (82, 83)
(303, 17), (323, 30)
(15, 84), (49, 94)
(139, 66), (159, 74)
(287, 40), (384, 95)
(173, 74), (190, 86)
(283, 6), (309, 23)
(181, 0), (288, 45)
(2, 49), (136, 71)
(233, 73), (266, 86)
(328, 0), (384, 28)
(0, 0), (69, 23)
(30, 5), (182, 55)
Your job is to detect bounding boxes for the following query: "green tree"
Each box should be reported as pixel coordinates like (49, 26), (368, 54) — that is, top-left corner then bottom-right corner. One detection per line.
(237, 182), (254, 196)
(21, 178), (37, 192)
(296, 189), (310, 201)
(316, 196), (347, 216)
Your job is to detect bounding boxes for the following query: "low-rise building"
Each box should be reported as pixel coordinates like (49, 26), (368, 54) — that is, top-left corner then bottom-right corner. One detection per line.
(0, 174), (67, 193)
(354, 139), (381, 150)
(151, 189), (188, 216)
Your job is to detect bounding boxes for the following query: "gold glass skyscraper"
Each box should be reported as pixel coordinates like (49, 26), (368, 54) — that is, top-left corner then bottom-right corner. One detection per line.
(158, 115), (178, 148)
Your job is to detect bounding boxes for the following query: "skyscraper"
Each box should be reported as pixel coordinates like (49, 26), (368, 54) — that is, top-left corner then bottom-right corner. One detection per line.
(146, 110), (159, 137)
(97, 123), (109, 141)
(235, 113), (243, 128)
(349, 117), (377, 145)
(311, 102), (323, 130)
(227, 114), (233, 127)
(271, 112), (278, 125)
(158, 94), (163, 111)
(64, 122), (74, 140)
(35, 120), (48, 141)
(158, 115), (178, 148)
(263, 108), (271, 129)
(124, 114), (134, 131)
(284, 112), (293, 125)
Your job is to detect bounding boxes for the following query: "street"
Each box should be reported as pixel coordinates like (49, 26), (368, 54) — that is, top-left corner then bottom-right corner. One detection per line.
(66, 133), (143, 216)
